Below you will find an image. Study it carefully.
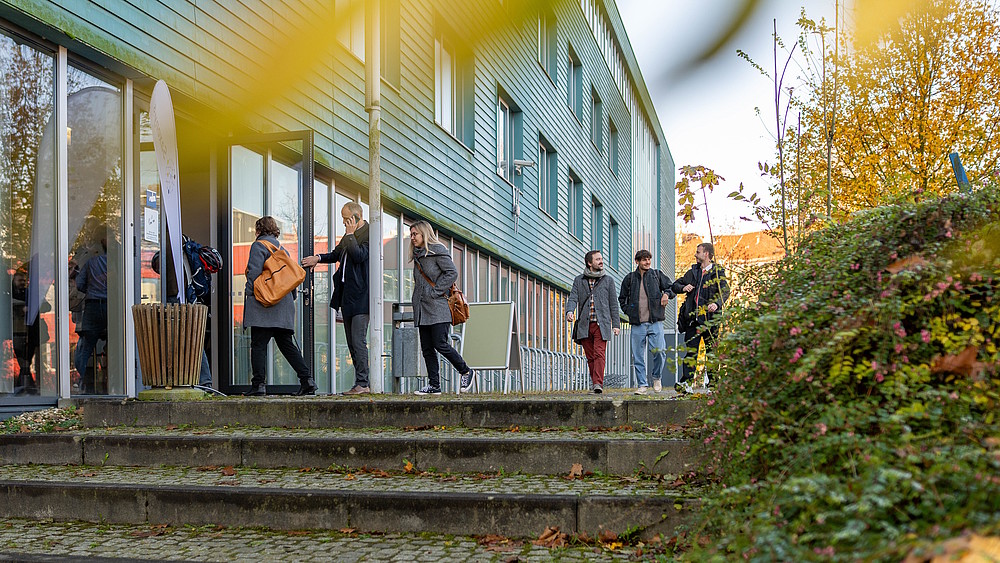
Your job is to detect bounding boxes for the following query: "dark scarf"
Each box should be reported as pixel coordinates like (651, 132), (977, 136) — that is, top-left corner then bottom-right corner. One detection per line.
(583, 267), (605, 279)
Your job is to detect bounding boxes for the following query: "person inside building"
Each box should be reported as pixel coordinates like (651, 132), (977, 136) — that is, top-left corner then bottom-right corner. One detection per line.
(566, 250), (620, 394)
(244, 216), (312, 396)
(302, 201), (371, 395)
(618, 249), (674, 394)
(673, 242), (729, 394)
(11, 267), (49, 395)
(409, 220), (474, 395)
(74, 236), (108, 394)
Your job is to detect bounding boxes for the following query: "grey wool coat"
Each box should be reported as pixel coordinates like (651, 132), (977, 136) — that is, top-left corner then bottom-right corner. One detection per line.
(566, 273), (621, 342)
(243, 235), (297, 330)
(411, 242), (458, 326)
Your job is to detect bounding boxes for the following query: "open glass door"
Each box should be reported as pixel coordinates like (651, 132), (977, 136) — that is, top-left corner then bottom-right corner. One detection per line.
(220, 132), (314, 395)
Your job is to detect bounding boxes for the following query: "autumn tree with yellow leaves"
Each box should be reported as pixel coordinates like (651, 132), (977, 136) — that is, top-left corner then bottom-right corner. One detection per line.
(795, 0), (1000, 215)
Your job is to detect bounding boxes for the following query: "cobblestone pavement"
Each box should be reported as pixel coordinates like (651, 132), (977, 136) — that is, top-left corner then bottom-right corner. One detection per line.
(0, 464), (682, 497)
(0, 519), (675, 562)
(183, 388), (701, 402)
(69, 426), (688, 441)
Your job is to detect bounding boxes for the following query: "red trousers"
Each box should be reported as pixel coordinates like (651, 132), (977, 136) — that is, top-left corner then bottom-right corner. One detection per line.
(580, 321), (607, 386)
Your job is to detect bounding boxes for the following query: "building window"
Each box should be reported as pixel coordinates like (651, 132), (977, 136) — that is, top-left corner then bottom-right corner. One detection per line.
(609, 216), (620, 270)
(567, 45), (582, 120)
(538, 136), (557, 219)
(538, 10), (557, 78)
(435, 35), (455, 134)
(496, 92), (522, 185)
(336, 0), (365, 61)
(590, 88), (602, 151)
(567, 171), (582, 240)
(435, 29), (473, 147)
(591, 197), (603, 252)
(497, 97), (511, 181)
(381, 0), (401, 86)
(608, 119), (619, 175)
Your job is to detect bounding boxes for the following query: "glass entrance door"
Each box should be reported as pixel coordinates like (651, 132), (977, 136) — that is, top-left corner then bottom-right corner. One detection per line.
(221, 132), (314, 394)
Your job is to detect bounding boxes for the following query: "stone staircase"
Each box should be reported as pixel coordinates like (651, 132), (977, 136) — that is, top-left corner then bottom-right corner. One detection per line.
(0, 394), (704, 543)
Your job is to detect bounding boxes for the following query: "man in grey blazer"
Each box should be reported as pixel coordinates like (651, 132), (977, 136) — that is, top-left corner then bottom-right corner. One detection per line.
(566, 250), (620, 393)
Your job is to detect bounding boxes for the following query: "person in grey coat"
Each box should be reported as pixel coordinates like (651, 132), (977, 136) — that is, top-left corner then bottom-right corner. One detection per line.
(566, 250), (620, 393)
(409, 220), (474, 395)
(244, 216), (312, 396)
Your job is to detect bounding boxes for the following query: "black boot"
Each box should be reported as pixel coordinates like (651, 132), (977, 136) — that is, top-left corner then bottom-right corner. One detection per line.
(247, 383), (266, 396)
(295, 377), (316, 396)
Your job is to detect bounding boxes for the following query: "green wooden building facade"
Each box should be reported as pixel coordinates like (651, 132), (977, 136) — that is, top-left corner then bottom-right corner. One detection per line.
(0, 0), (674, 407)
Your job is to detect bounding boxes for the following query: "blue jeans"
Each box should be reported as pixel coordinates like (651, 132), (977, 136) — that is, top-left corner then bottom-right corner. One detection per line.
(630, 321), (666, 388)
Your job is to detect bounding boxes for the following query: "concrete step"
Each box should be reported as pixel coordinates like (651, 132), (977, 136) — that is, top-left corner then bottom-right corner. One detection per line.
(0, 426), (699, 476)
(0, 464), (699, 540)
(0, 517), (669, 561)
(80, 395), (701, 430)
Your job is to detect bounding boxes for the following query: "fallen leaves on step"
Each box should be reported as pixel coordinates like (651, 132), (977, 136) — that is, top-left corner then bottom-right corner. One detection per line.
(220, 466), (236, 477)
(476, 534), (523, 553)
(533, 526), (568, 547)
(563, 463), (584, 480)
(196, 465), (219, 471)
(338, 528), (357, 534)
(344, 474), (356, 480)
(130, 524), (170, 538)
(403, 459), (415, 473)
(165, 424), (178, 431)
(75, 471), (98, 478)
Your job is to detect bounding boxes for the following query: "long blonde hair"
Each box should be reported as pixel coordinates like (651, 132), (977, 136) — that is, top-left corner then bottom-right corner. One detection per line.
(409, 220), (441, 257)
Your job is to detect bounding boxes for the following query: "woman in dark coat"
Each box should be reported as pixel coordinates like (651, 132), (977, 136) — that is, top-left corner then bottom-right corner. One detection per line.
(244, 216), (313, 396)
(409, 220), (474, 395)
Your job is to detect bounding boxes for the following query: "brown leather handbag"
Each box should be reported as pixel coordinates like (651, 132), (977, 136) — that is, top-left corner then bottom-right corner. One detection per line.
(415, 257), (470, 326)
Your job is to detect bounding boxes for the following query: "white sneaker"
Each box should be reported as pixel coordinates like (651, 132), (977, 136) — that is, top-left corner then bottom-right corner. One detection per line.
(634, 386), (648, 395)
(652, 379), (662, 393)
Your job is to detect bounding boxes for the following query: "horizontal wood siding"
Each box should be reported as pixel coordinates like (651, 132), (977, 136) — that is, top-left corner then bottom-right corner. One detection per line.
(3, 0), (670, 290)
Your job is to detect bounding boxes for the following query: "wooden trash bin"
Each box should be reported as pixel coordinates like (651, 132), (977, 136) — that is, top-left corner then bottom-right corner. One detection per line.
(132, 303), (208, 388)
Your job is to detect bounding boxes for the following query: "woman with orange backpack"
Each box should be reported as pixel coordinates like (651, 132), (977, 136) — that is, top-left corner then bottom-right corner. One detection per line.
(244, 216), (312, 396)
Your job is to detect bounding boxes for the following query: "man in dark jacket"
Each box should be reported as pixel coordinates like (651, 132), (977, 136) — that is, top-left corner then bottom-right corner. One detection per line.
(303, 201), (371, 394)
(672, 242), (729, 394)
(618, 249), (674, 394)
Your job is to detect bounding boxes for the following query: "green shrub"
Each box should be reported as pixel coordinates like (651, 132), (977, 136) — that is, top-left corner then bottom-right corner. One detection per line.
(687, 188), (1000, 561)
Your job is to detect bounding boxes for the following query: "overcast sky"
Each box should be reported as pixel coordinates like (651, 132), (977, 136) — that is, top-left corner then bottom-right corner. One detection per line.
(618, 0), (842, 239)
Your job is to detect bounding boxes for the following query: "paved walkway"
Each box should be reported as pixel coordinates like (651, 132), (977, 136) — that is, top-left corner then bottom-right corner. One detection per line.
(0, 518), (673, 561)
(0, 464), (681, 497)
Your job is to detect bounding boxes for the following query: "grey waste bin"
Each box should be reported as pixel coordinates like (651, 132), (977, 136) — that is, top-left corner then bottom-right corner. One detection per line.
(391, 303), (418, 393)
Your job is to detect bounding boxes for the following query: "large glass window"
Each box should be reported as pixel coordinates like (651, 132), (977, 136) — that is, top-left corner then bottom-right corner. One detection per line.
(1, 32), (57, 398)
(465, 248), (476, 302)
(312, 178), (332, 393)
(67, 65), (124, 396)
(230, 146), (264, 386)
(478, 254), (488, 302)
